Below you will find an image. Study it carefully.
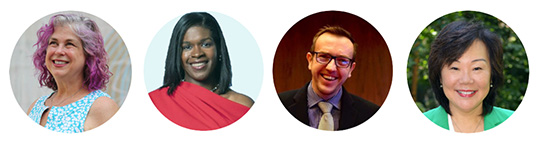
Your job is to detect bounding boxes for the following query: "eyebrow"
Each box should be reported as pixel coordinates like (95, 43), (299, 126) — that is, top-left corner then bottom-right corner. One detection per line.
(472, 59), (487, 63)
(316, 51), (353, 59)
(453, 58), (488, 63)
(48, 37), (78, 43)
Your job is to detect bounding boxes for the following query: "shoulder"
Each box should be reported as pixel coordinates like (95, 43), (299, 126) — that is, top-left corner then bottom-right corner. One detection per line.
(278, 89), (300, 99)
(26, 98), (40, 115)
(484, 106), (514, 130)
(423, 106), (448, 124)
(88, 91), (119, 120)
(492, 106), (514, 115)
(423, 106), (444, 118)
(278, 88), (304, 106)
(91, 96), (119, 112)
(223, 90), (254, 108)
(85, 92), (119, 131)
(423, 106), (449, 130)
(26, 94), (50, 115)
(149, 87), (170, 97)
(487, 106), (514, 120)
(347, 93), (380, 113)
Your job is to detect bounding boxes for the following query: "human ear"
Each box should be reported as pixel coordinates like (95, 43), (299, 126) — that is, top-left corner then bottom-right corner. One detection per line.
(306, 52), (313, 70)
(348, 62), (356, 78)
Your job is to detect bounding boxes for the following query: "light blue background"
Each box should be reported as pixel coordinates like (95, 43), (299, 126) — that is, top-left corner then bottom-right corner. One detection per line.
(144, 11), (262, 100)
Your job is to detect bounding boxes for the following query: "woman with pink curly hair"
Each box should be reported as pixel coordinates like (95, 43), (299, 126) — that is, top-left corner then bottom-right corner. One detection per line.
(26, 13), (118, 133)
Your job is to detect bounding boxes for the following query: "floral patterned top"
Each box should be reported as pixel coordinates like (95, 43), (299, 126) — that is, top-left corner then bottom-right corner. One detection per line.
(28, 90), (111, 133)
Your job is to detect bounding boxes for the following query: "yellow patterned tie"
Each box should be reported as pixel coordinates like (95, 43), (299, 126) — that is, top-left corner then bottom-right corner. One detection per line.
(318, 101), (334, 131)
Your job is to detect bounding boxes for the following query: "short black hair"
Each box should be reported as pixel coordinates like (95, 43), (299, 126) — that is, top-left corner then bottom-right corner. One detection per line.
(161, 12), (232, 95)
(428, 20), (504, 116)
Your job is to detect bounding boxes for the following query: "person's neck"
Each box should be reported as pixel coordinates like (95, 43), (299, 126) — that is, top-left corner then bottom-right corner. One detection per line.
(55, 77), (85, 99)
(313, 87), (340, 101)
(449, 104), (484, 133)
(184, 77), (219, 92)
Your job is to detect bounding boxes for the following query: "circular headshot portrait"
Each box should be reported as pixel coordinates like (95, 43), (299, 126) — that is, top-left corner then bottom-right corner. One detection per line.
(407, 11), (528, 133)
(145, 11), (263, 131)
(9, 11), (132, 133)
(273, 11), (392, 131)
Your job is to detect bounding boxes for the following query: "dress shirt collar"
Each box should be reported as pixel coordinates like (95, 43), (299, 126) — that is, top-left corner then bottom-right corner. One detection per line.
(307, 81), (342, 110)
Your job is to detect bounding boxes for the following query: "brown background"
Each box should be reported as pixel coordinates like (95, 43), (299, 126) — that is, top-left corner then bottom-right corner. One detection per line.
(273, 11), (392, 106)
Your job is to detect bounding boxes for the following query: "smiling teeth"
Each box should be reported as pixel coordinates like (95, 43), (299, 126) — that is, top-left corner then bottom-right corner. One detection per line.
(191, 62), (205, 67)
(322, 75), (336, 80)
(458, 91), (474, 94)
(54, 61), (67, 64)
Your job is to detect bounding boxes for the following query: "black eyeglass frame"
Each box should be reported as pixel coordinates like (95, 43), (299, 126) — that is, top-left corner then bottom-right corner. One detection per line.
(309, 51), (355, 68)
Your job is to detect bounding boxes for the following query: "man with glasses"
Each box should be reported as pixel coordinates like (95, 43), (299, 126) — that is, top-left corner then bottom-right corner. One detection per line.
(279, 26), (380, 131)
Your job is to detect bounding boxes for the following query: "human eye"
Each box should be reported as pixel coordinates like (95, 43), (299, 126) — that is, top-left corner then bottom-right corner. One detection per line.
(201, 41), (214, 48)
(450, 67), (459, 70)
(48, 41), (58, 46)
(473, 67), (483, 71)
(66, 42), (76, 48)
(317, 53), (331, 61)
(336, 57), (350, 66)
(182, 44), (192, 50)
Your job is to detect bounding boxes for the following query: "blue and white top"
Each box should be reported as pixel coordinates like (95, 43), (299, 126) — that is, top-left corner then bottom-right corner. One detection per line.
(28, 90), (111, 133)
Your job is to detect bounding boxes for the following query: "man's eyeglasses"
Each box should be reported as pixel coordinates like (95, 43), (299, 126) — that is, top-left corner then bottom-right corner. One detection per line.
(310, 51), (354, 68)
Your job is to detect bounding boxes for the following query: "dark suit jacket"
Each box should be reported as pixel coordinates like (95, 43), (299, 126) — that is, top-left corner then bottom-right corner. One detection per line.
(278, 83), (380, 130)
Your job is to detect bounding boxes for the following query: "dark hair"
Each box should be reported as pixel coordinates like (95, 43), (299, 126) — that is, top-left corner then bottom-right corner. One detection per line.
(161, 12), (232, 95)
(310, 26), (358, 58)
(428, 20), (503, 116)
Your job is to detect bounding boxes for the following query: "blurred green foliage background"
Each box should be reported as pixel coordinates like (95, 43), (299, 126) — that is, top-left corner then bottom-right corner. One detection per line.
(407, 11), (528, 112)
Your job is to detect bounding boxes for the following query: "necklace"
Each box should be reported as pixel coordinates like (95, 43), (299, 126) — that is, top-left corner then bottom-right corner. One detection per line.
(181, 79), (219, 92)
(452, 116), (483, 133)
(211, 84), (219, 92)
(49, 87), (83, 107)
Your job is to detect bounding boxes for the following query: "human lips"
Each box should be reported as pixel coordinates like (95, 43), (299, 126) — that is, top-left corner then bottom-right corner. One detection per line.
(52, 59), (69, 66)
(456, 90), (477, 97)
(320, 74), (337, 81)
(189, 60), (208, 70)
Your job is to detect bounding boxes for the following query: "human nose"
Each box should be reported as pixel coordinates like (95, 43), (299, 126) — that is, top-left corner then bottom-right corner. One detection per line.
(459, 70), (473, 84)
(53, 44), (66, 55)
(190, 45), (204, 58)
(325, 58), (337, 71)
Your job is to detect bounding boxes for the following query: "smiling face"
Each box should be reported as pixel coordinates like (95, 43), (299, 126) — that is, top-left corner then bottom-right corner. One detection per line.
(181, 26), (217, 83)
(441, 39), (491, 114)
(307, 33), (356, 99)
(45, 26), (86, 81)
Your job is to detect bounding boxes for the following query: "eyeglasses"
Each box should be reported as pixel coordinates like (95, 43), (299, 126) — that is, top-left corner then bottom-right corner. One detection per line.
(310, 51), (354, 68)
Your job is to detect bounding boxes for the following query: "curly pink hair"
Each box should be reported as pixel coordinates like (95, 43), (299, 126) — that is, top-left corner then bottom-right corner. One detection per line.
(33, 13), (111, 91)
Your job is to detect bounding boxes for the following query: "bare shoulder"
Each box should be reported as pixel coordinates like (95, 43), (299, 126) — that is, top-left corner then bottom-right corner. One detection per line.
(89, 97), (119, 114)
(85, 96), (119, 131)
(26, 98), (39, 115)
(223, 90), (254, 108)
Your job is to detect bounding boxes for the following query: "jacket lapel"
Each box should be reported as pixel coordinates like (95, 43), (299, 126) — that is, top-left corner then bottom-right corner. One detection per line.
(339, 87), (359, 130)
(288, 83), (310, 125)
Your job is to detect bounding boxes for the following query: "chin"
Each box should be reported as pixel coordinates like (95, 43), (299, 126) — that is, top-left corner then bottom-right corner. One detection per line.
(453, 102), (482, 111)
(318, 86), (339, 95)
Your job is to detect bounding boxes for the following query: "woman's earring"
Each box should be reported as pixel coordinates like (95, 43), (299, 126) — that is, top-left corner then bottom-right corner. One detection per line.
(490, 84), (493, 87)
(440, 85), (443, 88)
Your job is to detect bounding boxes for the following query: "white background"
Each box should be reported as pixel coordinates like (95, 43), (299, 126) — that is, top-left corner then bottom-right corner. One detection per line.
(1, 0), (538, 143)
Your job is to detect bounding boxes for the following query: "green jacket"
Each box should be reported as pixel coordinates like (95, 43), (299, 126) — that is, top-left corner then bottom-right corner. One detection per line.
(423, 106), (514, 131)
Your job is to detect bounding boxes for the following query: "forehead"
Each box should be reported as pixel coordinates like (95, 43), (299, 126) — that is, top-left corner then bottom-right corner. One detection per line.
(462, 39), (489, 59)
(183, 26), (211, 41)
(446, 39), (490, 65)
(314, 33), (354, 57)
(51, 26), (79, 39)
